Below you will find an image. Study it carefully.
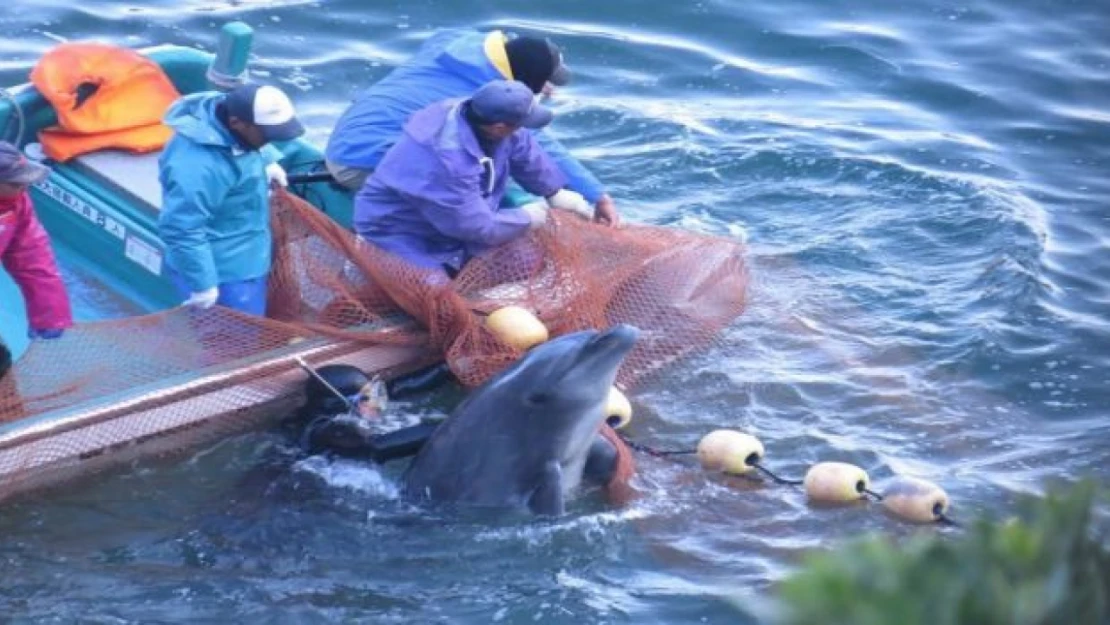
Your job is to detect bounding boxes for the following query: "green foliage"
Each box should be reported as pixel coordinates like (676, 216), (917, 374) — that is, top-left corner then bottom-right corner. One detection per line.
(778, 481), (1110, 625)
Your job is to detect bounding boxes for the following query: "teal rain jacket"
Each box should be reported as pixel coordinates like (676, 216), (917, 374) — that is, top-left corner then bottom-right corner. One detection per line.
(158, 92), (280, 292)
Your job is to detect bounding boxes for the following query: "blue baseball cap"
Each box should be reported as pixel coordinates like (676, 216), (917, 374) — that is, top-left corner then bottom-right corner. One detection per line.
(0, 142), (49, 185)
(469, 80), (554, 129)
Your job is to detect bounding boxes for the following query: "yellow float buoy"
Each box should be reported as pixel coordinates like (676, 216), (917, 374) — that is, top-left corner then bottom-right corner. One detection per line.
(881, 476), (950, 524)
(803, 462), (870, 504)
(604, 386), (633, 429)
(485, 305), (549, 351)
(696, 429), (765, 475)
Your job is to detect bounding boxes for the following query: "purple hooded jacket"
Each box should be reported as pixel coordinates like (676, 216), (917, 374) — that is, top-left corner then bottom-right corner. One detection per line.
(353, 99), (566, 271)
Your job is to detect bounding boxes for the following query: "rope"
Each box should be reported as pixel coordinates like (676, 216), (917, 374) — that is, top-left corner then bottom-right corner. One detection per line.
(616, 432), (696, 458)
(751, 462), (804, 486)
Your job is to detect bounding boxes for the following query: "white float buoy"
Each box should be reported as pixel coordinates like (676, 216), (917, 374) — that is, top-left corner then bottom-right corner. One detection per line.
(696, 429), (765, 475)
(803, 462), (870, 504)
(485, 306), (549, 351)
(605, 387), (633, 429)
(881, 476), (951, 524)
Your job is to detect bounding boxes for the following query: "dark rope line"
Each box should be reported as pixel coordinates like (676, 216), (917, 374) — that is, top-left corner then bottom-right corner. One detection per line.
(752, 462), (804, 486)
(937, 513), (960, 527)
(616, 433), (697, 458)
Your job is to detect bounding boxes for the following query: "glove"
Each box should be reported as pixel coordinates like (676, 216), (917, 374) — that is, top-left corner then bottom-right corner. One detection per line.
(519, 201), (549, 230)
(28, 328), (65, 340)
(545, 189), (592, 217)
(265, 162), (288, 187)
(183, 287), (219, 309)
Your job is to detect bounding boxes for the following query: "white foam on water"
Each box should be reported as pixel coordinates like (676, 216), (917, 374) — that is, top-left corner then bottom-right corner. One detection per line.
(292, 455), (401, 500)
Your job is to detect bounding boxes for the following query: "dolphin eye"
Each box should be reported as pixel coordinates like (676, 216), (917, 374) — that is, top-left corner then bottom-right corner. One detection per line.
(525, 392), (551, 406)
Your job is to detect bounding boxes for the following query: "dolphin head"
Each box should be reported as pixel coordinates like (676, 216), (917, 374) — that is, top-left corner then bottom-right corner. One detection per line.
(490, 323), (640, 453)
(401, 324), (641, 513)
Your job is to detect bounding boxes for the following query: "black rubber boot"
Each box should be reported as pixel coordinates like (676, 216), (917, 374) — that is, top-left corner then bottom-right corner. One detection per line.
(386, 361), (456, 398)
(369, 421), (441, 463)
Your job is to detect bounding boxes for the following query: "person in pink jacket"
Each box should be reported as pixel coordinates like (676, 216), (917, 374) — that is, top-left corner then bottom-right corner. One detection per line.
(0, 141), (73, 372)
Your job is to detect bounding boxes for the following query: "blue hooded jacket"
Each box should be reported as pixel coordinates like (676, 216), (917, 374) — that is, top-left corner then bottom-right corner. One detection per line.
(326, 29), (605, 203)
(158, 92), (279, 292)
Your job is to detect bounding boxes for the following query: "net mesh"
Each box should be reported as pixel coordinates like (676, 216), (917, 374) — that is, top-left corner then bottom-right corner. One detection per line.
(0, 188), (749, 502)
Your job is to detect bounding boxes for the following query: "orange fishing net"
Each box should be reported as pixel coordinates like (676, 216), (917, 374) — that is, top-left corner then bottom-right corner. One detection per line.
(0, 188), (748, 502)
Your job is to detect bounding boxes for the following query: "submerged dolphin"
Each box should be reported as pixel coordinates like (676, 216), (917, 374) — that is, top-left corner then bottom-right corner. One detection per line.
(402, 324), (640, 516)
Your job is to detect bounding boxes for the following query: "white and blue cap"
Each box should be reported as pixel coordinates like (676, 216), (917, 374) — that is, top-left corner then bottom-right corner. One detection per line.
(224, 83), (306, 142)
(469, 80), (554, 129)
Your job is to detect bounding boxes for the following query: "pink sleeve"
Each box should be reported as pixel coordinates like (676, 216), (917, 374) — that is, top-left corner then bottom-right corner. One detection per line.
(1, 194), (73, 331)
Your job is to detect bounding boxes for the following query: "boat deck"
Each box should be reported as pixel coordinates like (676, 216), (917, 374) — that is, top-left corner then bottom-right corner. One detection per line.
(70, 150), (164, 212)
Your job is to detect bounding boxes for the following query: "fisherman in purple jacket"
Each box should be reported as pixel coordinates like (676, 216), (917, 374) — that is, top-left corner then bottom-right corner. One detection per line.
(354, 79), (595, 278)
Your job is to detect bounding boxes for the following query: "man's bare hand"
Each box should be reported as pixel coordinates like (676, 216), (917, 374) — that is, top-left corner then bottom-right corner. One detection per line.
(593, 194), (620, 227)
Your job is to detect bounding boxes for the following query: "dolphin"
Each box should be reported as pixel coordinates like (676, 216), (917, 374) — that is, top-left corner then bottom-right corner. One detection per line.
(402, 324), (639, 516)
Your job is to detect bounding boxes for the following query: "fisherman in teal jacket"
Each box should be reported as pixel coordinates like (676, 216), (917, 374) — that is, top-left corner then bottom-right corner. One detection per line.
(326, 28), (620, 227)
(158, 83), (305, 315)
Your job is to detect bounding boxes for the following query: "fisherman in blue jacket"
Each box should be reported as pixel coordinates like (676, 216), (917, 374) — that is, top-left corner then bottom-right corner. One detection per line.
(326, 28), (620, 227)
(158, 83), (305, 315)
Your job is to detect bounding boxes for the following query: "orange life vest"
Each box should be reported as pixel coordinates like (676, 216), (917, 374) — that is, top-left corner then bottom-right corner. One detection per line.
(31, 42), (181, 162)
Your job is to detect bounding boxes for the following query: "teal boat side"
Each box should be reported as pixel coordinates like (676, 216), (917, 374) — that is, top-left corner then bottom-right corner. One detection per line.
(0, 271), (30, 357)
